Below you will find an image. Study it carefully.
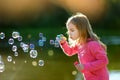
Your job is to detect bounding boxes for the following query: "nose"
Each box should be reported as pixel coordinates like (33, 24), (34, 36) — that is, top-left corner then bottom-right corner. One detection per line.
(69, 34), (72, 38)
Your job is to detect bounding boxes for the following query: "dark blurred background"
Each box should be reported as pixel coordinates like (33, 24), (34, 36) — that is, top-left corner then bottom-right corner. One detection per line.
(0, 0), (120, 80)
(0, 0), (119, 29)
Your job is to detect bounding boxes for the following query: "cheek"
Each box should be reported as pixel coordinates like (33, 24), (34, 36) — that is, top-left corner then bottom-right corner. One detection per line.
(71, 32), (74, 35)
(75, 32), (80, 38)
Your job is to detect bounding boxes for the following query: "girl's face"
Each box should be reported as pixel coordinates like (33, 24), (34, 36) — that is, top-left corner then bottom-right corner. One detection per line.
(67, 23), (80, 40)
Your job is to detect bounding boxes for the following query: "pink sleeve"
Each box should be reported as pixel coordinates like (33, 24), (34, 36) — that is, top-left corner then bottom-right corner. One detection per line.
(60, 41), (78, 56)
(83, 41), (109, 72)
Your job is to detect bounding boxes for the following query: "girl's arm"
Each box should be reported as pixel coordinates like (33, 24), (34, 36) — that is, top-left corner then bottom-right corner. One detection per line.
(83, 41), (109, 72)
(60, 41), (78, 56)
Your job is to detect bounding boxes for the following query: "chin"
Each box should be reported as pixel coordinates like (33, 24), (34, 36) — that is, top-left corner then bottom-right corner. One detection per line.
(70, 37), (76, 40)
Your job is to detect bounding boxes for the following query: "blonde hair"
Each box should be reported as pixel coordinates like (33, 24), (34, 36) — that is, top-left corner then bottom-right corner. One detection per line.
(66, 12), (107, 50)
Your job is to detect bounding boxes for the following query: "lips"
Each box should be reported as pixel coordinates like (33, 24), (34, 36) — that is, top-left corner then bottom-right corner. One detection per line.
(70, 36), (72, 39)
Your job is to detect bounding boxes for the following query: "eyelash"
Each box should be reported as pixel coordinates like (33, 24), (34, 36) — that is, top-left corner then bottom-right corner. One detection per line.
(66, 30), (74, 33)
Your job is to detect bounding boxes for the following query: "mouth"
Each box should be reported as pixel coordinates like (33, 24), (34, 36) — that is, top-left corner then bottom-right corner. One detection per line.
(70, 36), (72, 39)
(70, 37), (74, 40)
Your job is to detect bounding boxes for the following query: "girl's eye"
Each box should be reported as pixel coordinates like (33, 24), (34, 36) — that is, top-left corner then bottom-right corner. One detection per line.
(71, 29), (74, 32)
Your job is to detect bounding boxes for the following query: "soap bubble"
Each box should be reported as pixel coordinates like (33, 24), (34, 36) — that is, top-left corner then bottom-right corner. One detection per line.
(42, 36), (46, 42)
(38, 40), (44, 47)
(24, 60), (27, 63)
(54, 40), (59, 48)
(32, 61), (37, 67)
(14, 52), (18, 56)
(0, 32), (5, 39)
(39, 33), (43, 37)
(12, 31), (20, 39)
(21, 43), (29, 53)
(17, 36), (22, 41)
(8, 38), (14, 45)
(20, 42), (24, 48)
(56, 35), (61, 41)
(55, 34), (66, 43)
(38, 60), (44, 66)
(72, 70), (77, 75)
(30, 50), (38, 58)
(0, 61), (5, 72)
(12, 45), (17, 52)
(0, 55), (5, 72)
(23, 48), (29, 53)
(56, 34), (63, 41)
(7, 56), (12, 62)
(50, 40), (54, 45)
(30, 43), (35, 50)
(27, 34), (32, 39)
(48, 50), (54, 56)
(13, 61), (16, 64)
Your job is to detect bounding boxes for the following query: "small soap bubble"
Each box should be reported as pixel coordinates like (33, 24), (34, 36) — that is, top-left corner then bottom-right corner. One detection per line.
(23, 47), (29, 53)
(54, 40), (59, 48)
(72, 70), (77, 75)
(32, 61), (37, 67)
(42, 36), (46, 42)
(12, 31), (20, 39)
(23, 48), (29, 52)
(8, 38), (14, 45)
(7, 56), (12, 62)
(30, 43), (35, 50)
(57, 35), (61, 39)
(0, 61), (5, 72)
(13, 61), (16, 64)
(27, 34), (32, 39)
(17, 36), (22, 41)
(38, 60), (44, 66)
(0, 55), (5, 72)
(30, 50), (38, 58)
(50, 40), (54, 45)
(22, 44), (29, 53)
(0, 32), (5, 39)
(12, 45), (17, 52)
(20, 42), (24, 47)
(24, 60), (27, 63)
(39, 33), (43, 37)
(38, 40), (44, 46)
(48, 50), (54, 56)
(56, 35), (61, 41)
(14, 52), (18, 56)
(56, 34), (64, 42)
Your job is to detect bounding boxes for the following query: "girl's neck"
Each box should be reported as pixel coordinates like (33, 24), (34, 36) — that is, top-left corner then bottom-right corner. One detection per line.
(78, 38), (93, 46)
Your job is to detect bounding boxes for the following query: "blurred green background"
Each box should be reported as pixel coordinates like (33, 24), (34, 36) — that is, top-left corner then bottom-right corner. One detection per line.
(0, 0), (120, 80)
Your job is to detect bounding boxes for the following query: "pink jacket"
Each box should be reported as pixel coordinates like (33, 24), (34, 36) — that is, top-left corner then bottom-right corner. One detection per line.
(60, 40), (109, 80)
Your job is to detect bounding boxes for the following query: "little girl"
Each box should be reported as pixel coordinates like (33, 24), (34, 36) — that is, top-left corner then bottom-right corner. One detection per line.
(59, 13), (109, 80)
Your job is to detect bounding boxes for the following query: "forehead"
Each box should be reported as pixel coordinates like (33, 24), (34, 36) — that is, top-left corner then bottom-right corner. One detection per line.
(67, 23), (77, 30)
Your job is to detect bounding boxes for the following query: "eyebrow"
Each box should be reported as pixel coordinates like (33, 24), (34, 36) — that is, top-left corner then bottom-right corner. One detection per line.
(69, 28), (75, 30)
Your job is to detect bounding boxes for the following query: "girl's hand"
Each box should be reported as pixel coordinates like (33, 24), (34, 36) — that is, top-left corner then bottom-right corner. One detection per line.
(56, 34), (67, 44)
(60, 36), (67, 44)
(74, 61), (84, 72)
